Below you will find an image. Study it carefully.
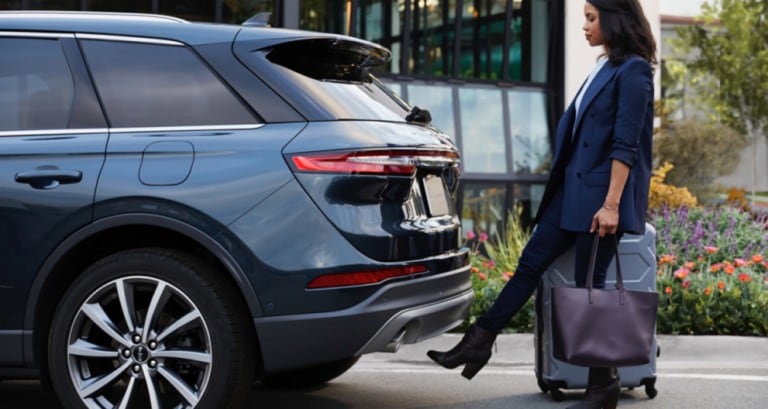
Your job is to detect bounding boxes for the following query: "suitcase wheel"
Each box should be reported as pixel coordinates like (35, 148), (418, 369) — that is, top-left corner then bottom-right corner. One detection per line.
(641, 377), (658, 399)
(547, 382), (566, 401)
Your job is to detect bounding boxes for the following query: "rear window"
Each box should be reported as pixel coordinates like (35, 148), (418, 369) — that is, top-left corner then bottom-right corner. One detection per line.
(262, 39), (411, 122)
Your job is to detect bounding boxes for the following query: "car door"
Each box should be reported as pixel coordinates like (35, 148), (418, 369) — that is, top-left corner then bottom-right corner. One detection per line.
(0, 33), (107, 364)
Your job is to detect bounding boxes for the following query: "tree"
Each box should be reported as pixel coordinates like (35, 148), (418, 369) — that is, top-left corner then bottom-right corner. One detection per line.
(673, 0), (768, 204)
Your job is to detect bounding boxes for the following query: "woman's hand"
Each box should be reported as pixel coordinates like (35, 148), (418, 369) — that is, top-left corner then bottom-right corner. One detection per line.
(591, 205), (619, 237)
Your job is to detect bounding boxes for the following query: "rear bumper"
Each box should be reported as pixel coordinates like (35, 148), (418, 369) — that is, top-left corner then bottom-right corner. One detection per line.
(253, 264), (472, 373)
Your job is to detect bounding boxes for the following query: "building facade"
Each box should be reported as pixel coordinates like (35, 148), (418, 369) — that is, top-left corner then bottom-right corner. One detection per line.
(1, 0), (660, 236)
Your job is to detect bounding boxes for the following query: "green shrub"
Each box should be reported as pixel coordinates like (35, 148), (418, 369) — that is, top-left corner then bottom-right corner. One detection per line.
(649, 162), (699, 211)
(463, 206), (534, 333)
(653, 120), (747, 202)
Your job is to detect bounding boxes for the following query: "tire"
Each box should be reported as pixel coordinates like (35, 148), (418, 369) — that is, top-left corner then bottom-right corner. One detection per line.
(48, 248), (254, 409)
(262, 356), (360, 388)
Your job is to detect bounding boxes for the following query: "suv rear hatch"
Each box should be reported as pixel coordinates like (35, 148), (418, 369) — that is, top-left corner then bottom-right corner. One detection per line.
(234, 29), (462, 262)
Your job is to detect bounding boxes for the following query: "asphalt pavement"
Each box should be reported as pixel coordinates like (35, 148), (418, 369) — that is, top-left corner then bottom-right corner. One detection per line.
(2, 333), (767, 408)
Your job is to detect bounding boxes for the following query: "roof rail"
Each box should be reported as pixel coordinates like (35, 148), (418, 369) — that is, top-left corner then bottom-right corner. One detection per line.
(242, 12), (272, 27)
(0, 11), (188, 24)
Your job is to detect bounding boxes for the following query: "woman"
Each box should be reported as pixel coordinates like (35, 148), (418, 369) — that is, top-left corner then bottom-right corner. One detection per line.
(427, 1), (657, 408)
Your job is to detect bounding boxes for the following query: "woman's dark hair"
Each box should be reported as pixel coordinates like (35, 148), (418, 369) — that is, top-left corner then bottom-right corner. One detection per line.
(587, 0), (658, 66)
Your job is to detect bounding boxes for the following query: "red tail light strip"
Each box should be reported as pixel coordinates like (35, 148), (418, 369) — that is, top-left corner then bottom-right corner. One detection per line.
(291, 149), (459, 176)
(306, 265), (428, 289)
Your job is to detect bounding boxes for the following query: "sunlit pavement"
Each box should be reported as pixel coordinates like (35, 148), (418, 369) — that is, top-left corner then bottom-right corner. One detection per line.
(2, 334), (767, 408)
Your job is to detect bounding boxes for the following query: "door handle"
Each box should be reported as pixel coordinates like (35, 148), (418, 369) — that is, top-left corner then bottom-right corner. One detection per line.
(15, 169), (83, 189)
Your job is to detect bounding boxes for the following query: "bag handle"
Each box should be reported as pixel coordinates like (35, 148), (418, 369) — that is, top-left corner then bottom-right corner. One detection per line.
(585, 234), (625, 303)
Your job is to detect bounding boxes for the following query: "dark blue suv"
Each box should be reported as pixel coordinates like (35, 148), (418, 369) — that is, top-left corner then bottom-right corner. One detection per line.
(0, 11), (472, 409)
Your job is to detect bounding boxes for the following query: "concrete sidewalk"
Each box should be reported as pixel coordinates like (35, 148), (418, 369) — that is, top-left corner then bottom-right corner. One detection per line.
(368, 333), (768, 371)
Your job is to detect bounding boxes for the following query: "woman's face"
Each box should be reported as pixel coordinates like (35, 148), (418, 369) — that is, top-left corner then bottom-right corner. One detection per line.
(583, 2), (605, 47)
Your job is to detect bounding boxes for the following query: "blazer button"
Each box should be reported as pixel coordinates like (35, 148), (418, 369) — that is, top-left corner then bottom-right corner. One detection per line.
(583, 142), (589, 147)
(576, 172), (581, 178)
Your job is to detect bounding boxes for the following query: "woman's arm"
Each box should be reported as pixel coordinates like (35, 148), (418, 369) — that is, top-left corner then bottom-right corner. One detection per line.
(590, 159), (630, 236)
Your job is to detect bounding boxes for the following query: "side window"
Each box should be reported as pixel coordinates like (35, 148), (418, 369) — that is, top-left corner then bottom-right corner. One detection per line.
(0, 37), (75, 132)
(80, 40), (256, 128)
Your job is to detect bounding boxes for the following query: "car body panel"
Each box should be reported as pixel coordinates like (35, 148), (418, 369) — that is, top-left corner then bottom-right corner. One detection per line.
(0, 12), (473, 385)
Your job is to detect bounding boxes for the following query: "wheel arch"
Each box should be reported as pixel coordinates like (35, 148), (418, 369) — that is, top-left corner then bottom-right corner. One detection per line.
(24, 213), (264, 367)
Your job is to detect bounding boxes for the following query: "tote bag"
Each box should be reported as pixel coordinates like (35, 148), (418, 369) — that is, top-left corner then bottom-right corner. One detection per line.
(551, 234), (658, 367)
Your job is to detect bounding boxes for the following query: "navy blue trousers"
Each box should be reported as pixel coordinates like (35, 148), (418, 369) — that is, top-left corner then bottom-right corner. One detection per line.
(476, 209), (621, 334)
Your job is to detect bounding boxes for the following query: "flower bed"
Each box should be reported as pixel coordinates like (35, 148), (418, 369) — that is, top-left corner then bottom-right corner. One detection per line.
(465, 205), (768, 335)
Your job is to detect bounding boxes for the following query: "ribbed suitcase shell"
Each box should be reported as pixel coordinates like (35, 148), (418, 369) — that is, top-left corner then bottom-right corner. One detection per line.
(534, 223), (659, 401)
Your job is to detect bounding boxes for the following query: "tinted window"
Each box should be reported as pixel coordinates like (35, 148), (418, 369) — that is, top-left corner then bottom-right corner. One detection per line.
(0, 37), (75, 131)
(81, 40), (255, 127)
(259, 39), (410, 121)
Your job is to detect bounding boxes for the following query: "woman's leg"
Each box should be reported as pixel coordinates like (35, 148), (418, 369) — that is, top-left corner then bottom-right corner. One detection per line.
(569, 232), (623, 409)
(427, 218), (575, 379)
(476, 218), (576, 332)
(573, 232), (623, 289)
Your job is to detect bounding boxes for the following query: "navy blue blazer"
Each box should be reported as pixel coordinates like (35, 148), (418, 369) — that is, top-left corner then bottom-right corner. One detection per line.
(534, 55), (654, 235)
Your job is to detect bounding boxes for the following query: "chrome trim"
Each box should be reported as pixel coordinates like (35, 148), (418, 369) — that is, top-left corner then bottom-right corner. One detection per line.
(109, 124), (265, 133)
(75, 33), (183, 46)
(0, 128), (108, 137)
(0, 31), (74, 38)
(0, 125), (264, 137)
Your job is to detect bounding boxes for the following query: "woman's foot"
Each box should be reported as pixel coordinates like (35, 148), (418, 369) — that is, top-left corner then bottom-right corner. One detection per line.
(426, 323), (496, 379)
(566, 368), (620, 409)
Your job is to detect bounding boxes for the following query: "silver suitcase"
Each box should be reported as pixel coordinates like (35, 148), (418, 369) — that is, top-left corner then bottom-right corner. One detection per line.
(534, 223), (659, 401)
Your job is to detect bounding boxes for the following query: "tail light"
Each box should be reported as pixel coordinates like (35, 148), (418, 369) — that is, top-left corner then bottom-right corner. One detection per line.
(306, 265), (428, 289)
(289, 149), (459, 176)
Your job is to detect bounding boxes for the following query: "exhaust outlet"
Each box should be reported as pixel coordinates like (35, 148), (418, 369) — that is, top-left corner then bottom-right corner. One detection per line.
(384, 329), (407, 352)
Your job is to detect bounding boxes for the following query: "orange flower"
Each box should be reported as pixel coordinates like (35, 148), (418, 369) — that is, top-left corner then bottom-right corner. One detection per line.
(471, 267), (480, 273)
(478, 272), (488, 281)
(738, 273), (751, 283)
(734, 258), (747, 267)
(717, 281), (725, 290)
(684, 261), (696, 270)
(658, 254), (676, 265)
(724, 265), (735, 275)
(710, 263), (722, 273)
(664, 286), (672, 295)
(704, 246), (718, 254)
(703, 287), (712, 296)
(673, 267), (690, 280)
(752, 254), (763, 263)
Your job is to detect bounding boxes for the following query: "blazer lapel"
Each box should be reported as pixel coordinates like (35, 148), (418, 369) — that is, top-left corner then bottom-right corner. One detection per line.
(572, 62), (618, 138)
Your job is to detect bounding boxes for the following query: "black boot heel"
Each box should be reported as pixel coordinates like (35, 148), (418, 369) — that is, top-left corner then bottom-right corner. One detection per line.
(426, 324), (496, 378)
(461, 358), (489, 380)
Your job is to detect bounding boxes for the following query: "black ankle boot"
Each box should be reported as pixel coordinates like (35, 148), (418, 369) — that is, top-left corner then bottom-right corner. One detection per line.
(426, 323), (496, 379)
(566, 368), (621, 409)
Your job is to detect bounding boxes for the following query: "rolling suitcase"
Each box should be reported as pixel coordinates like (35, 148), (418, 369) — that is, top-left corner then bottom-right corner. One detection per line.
(534, 223), (659, 401)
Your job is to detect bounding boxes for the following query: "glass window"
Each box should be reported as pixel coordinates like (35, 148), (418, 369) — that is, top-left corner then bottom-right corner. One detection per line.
(0, 1), (22, 10)
(87, 0), (151, 13)
(461, 182), (506, 238)
(406, 83), (455, 139)
(511, 183), (545, 228)
(223, 0), (273, 24)
(300, 0), (348, 34)
(508, 89), (551, 175)
(24, 0), (78, 9)
(459, 87), (506, 173)
(0, 38), (74, 131)
(256, 39), (410, 121)
(81, 40), (256, 128)
(159, 0), (215, 22)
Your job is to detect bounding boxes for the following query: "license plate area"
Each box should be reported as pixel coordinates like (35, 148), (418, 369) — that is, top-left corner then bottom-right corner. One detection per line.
(422, 174), (451, 216)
